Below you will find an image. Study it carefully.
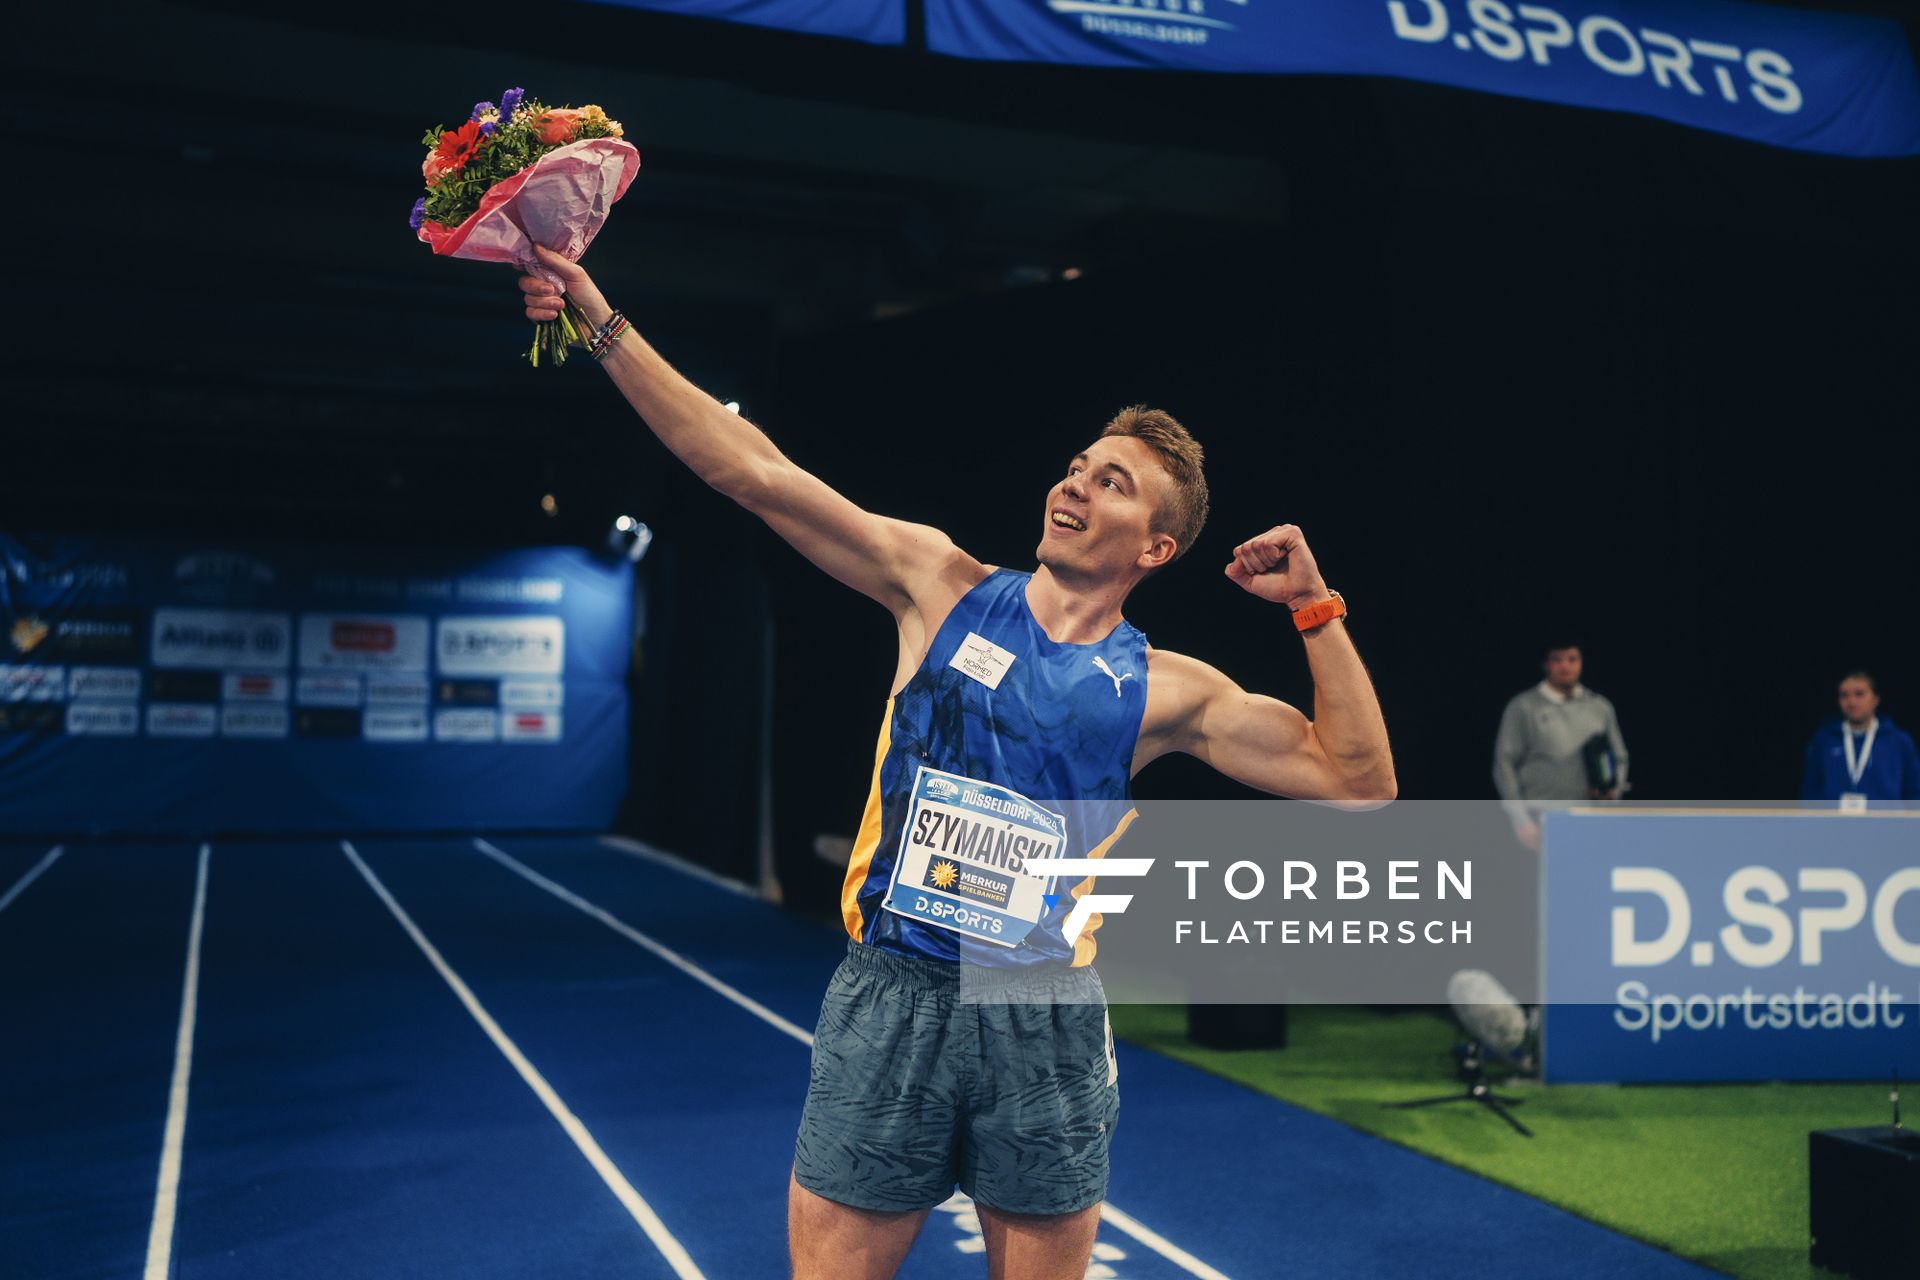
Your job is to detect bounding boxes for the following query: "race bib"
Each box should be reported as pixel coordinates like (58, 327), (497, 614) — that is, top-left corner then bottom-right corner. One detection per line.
(882, 765), (1068, 947)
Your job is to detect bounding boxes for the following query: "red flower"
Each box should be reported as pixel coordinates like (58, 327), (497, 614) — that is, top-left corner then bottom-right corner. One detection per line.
(532, 108), (581, 146)
(432, 120), (487, 177)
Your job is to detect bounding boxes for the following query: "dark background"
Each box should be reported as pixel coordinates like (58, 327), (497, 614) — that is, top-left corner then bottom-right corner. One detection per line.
(2, 1), (1916, 907)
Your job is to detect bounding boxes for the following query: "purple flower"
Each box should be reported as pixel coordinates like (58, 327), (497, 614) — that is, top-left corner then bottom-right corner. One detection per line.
(470, 100), (495, 122)
(478, 120), (497, 136)
(500, 86), (525, 117)
(408, 198), (427, 231)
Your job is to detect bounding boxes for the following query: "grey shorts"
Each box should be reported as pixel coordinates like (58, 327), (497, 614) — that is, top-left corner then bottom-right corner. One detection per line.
(792, 941), (1119, 1216)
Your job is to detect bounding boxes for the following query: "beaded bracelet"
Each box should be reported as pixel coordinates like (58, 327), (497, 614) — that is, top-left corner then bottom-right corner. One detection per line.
(588, 310), (631, 361)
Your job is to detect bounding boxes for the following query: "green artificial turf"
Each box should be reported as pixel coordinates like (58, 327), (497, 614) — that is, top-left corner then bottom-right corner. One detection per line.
(1109, 1004), (1890, 1280)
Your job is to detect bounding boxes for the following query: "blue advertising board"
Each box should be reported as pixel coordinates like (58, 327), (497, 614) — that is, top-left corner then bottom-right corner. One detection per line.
(0, 533), (633, 834)
(1543, 810), (1920, 1082)
(583, 0), (904, 45)
(927, 0), (1920, 158)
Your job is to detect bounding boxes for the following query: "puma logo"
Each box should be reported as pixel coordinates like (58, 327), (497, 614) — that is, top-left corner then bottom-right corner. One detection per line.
(1092, 656), (1134, 698)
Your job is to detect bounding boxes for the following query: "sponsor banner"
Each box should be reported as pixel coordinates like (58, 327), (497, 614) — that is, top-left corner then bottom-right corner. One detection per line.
(309, 573), (405, 602)
(2, 555), (131, 605)
(1, 664), (67, 703)
(297, 674), (363, 708)
(436, 679), (499, 708)
(926, 0), (1920, 158)
(0, 534), (632, 835)
(1543, 809), (1920, 1083)
(151, 671), (221, 702)
(151, 607), (292, 670)
(53, 616), (140, 663)
(69, 666), (141, 701)
(499, 680), (564, 710)
(223, 672), (290, 703)
(0, 704), (62, 732)
(434, 708), (499, 742)
(5, 615), (53, 660)
(363, 708), (430, 743)
(436, 616), (565, 677)
(296, 708), (363, 738)
(172, 552), (277, 602)
(501, 711), (562, 743)
(66, 702), (139, 736)
(298, 613), (431, 672)
(148, 703), (219, 738)
(455, 576), (565, 605)
(222, 704), (291, 739)
(580, 0), (904, 46)
(364, 675), (431, 705)
(7, 614), (139, 663)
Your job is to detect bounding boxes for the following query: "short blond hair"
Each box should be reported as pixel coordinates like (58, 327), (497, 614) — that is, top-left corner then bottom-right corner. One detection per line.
(1099, 405), (1208, 563)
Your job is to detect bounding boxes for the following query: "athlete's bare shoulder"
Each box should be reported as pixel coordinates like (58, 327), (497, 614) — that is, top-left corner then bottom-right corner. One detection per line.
(885, 536), (993, 697)
(895, 527), (991, 623)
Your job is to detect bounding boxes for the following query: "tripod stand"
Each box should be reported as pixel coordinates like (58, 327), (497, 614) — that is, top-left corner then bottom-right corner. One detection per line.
(1382, 1041), (1533, 1137)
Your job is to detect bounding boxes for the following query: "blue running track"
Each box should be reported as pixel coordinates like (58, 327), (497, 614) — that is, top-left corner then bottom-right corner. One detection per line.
(0, 835), (1715, 1279)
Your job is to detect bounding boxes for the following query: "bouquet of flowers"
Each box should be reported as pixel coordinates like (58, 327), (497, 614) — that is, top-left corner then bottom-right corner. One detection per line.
(411, 88), (640, 365)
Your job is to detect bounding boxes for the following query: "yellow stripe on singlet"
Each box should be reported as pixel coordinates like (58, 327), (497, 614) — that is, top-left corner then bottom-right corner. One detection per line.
(839, 699), (894, 944)
(1069, 805), (1140, 967)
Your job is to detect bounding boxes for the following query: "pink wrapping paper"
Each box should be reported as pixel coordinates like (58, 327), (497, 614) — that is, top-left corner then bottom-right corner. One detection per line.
(417, 137), (640, 287)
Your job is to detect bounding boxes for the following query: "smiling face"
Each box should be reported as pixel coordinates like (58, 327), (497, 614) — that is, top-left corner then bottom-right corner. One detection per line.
(1035, 435), (1179, 582)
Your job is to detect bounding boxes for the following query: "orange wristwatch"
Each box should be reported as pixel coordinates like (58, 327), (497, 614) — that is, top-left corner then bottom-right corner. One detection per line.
(1292, 589), (1346, 633)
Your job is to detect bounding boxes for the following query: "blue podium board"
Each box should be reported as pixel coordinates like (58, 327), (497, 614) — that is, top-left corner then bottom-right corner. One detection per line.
(1543, 809), (1920, 1082)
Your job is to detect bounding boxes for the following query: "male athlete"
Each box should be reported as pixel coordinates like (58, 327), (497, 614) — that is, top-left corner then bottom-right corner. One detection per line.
(518, 245), (1395, 1280)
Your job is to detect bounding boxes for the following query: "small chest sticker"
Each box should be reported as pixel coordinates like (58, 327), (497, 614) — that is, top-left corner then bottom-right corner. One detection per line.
(882, 765), (1068, 948)
(948, 631), (1016, 690)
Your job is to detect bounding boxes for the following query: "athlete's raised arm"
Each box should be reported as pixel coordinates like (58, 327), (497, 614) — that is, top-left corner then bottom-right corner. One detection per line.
(519, 247), (977, 618)
(1136, 524), (1396, 803)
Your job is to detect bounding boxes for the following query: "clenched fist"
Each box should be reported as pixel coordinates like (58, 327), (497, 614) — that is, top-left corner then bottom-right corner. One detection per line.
(517, 244), (612, 328)
(1224, 524), (1332, 612)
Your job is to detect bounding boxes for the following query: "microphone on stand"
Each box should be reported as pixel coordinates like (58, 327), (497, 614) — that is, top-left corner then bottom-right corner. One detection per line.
(1448, 969), (1529, 1057)
(1382, 969), (1537, 1137)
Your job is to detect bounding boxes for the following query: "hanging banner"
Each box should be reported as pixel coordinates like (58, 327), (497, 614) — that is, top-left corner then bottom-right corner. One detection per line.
(0, 533), (633, 835)
(584, 0), (904, 45)
(927, 0), (1920, 158)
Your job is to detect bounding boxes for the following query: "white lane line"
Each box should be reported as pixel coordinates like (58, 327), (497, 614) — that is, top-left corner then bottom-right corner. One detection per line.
(144, 842), (210, 1280)
(342, 840), (706, 1280)
(596, 834), (759, 899)
(490, 837), (1232, 1280)
(475, 839), (813, 1047)
(0, 844), (65, 916)
(1097, 1203), (1233, 1280)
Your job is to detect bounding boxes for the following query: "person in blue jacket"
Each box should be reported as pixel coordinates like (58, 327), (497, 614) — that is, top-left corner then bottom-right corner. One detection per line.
(1801, 671), (1920, 802)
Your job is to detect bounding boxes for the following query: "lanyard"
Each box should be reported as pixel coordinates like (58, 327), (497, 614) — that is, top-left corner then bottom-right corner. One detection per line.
(1842, 717), (1879, 786)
